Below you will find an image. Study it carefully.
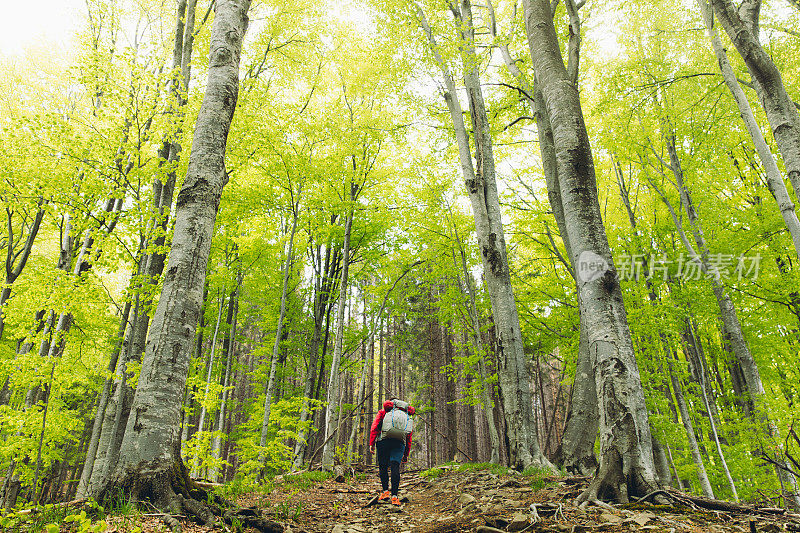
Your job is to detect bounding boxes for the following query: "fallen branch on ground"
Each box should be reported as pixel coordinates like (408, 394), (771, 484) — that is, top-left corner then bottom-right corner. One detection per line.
(664, 488), (795, 517)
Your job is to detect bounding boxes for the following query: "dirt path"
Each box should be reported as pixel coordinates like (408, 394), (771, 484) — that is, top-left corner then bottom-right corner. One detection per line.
(233, 466), (800, 533)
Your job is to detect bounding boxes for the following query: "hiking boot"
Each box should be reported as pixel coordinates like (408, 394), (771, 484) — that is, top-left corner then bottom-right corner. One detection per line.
(378, 490), (391, 502)
(391, 495), (401, 506)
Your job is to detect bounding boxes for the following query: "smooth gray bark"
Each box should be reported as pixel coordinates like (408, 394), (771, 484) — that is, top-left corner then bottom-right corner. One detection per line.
(523, 0), (659, 501)
(537, 87), (598, 475)
(83, 1), (199, 496)
(657, 132), (765, 402)
(697, 0), (800, 259)
(651, 432), (674, 487)
(709, 0), (800, 205)
(94, 0), (251, 502)
(414, 0), (550, 470)
(486, 0), (597, 474)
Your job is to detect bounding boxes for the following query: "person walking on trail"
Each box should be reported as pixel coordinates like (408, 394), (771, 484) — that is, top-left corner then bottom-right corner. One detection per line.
(369, 398), (414, 506)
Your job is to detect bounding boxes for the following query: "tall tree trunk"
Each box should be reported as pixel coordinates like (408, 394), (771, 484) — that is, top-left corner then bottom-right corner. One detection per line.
(261, 185), (302, 453)
(523, 0), (660, 501)
(211, 277), (239, 482)
(685, 319), (739, 500)
(321, 184), (356, 470)
(709, 0), (800, 204)
(190, 290), (226, 477)
(488, 0), (600, 475)
(414, 0), (549, 470)
(293, 245), (339, 469)
(76, 299), (131, 498)
(697, 0), (800, 258)
(91, 0), (251, 511)
(84, 0), (198, 496)
(657, 131), (800, 509)
(450, 222), (501, 463)
(666, 349), (715, 498)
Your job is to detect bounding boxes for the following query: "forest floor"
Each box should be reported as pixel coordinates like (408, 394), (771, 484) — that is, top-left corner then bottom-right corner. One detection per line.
(8, 464), (800, 532)
(99, 464), (800, 533)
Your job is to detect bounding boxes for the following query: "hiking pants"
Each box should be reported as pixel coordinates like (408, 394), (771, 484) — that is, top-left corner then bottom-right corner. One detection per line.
(376, 438), (405, 495)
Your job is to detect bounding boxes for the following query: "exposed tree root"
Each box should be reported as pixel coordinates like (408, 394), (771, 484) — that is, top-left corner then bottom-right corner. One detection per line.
(95, 460), (282, 533)
(160, 512), (182, 533)
(576, 448), (665, 505)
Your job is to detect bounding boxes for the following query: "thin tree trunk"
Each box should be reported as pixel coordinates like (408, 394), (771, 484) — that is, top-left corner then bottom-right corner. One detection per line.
(0, 203), (45, 341)
(687, 319), (739, 500)
(293, 245), (339, 469)
(657, 132), (764, 402)
(76, 300), (131, 498)
(697, 0), (800, 259)
(191, 291), (226, 477)
(31, 360), (57, 502)
(414, 0), (550, 470)
(261, 184), (302, 453)
(321, 184), (356, 470)
(449, 220), (501, 463)
(709, 0), (800, 204)
(652, 133), (799, 508)
(211, 277), (239, 482)
(666, 349), (715, 498)
(347, 263), (421, 462)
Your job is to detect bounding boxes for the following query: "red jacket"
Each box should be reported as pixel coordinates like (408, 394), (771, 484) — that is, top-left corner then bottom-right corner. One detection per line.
(369, 408), (413, 461)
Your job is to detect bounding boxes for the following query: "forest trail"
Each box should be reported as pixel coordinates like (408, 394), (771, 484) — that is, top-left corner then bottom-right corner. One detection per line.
(131, 466), (800, 533)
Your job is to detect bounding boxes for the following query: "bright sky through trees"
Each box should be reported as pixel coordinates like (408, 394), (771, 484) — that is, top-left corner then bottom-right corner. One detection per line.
(0, 1), (82, 55)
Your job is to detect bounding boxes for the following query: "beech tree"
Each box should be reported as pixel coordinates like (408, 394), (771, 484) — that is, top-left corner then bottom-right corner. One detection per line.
(523, 0), (661, 502)
(407, 0), (551, 471)
(89, 0), (256, 518)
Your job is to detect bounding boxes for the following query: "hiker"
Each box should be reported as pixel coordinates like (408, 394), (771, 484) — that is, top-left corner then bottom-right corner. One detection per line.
(369, 398), (414, 506)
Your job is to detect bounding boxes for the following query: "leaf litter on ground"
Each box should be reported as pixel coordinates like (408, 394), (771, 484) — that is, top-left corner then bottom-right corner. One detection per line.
(36, 466), (800, 532)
